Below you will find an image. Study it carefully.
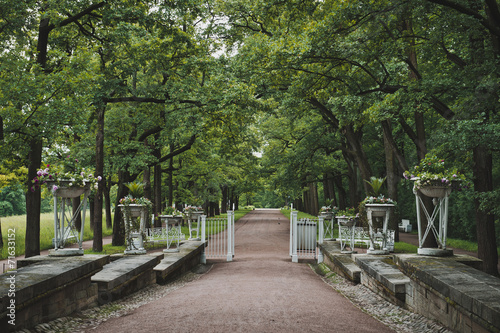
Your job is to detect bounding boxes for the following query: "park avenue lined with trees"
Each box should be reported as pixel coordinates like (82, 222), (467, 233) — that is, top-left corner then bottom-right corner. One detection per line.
(0, 1), (499, 276)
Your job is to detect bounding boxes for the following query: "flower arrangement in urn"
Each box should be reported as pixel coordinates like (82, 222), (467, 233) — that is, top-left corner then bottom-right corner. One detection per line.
(320, 199), (337, 215)
(119, 181), (152, 209)
(31, 160), (101, 193)
(336, 207), (359, 220)
(403, 154), (467, 190)
(161, 206), (184, 216)
(184, 205), (202, 214)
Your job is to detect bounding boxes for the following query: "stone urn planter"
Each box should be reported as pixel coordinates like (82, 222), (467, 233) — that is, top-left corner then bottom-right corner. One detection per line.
(47, 180), (90, 198)
(119, 204), (147, 255)
(186, 210), (203, 240)
(418, 185), (452, 198)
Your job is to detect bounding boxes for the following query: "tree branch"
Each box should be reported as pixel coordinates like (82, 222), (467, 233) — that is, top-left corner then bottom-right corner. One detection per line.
(156, 135), (197, 164)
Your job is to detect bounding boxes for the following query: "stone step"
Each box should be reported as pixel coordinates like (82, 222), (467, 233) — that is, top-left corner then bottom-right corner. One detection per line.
(319, 241), (361, 283)
(154, 241), (205, 284)
(354, 255), (410, 305)
(91, 253), (164, 304)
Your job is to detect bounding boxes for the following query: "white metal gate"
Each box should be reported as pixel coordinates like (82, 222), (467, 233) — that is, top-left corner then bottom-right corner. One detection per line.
(200, 211), (235, 262)
(290, 211), (323, 262)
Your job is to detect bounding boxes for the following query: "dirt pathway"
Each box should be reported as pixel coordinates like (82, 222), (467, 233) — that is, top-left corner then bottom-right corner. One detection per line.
(85, 209), (394, 333)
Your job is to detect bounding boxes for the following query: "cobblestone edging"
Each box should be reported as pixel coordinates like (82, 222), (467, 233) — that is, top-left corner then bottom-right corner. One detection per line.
(314, 263), (452, 333)
(14, 264), (212, 333)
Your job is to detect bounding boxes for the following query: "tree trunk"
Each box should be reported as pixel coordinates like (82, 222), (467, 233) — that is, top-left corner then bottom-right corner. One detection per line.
(25, 138), (43, 258)
(343, 125), (373, 194)
(383, 122), (400, 242)
(221, 185), (228, 213)
(93, 105), (105, 252)
(112, 170), (133, 246)
(143, 166), (152, 229)
(89, 195), (95, 231)
(72, 197), (82, 231)
(474, 146), (499, 276)
(154, 162), (162, 228)
(309, 182), (319, 215)
(167, 144), (174, 208)
(344, 153), (358, 208)
(333, 174), (347, 210)
(104, 177), (112, 229)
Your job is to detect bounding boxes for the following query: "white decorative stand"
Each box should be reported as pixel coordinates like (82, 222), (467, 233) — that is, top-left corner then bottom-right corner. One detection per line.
(49, 182), (91, 257)
(365, 204), (394, 255)
(336, 217), (357, 254)
(119, 204), (147, 255)
(187, 211), (203, 240)
(159, 215), (183, 253)
(414, 185), (453, 256)
(319, 212), (335, 240)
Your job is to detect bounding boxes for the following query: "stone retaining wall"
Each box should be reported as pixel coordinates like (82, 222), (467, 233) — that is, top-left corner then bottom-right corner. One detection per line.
(0, 255), (109, 332)
(319, 241), (500, 333)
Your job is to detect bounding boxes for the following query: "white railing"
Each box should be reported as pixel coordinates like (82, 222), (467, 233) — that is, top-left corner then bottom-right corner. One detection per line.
(290, 211), (321, 262)
(145, 226), (185, 252)
(200, 211), (234, 262)
(338, 226), (395, 252)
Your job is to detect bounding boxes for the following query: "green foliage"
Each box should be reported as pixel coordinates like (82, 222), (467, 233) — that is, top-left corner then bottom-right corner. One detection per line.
(364, 177), (386, 197)
(124, 182), (145, 199)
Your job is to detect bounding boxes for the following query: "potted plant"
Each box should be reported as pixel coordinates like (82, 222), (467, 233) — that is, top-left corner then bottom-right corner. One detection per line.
(403, 154), (467, 198)
(335, 207), (359, 227)
(32, 160), (101, 256)
(159, 206), (184, 225)
(118, 182), (151, 254)
(184, 205), (203, 240)
(32, 163), (101, 198)
(319, 199), (337, 219)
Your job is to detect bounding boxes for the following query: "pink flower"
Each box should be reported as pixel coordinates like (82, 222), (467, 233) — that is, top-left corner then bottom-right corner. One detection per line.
(97, 176), (102, 181)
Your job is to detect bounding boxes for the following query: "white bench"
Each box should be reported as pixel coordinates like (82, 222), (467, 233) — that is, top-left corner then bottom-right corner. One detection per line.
(399, 219), (412, 233)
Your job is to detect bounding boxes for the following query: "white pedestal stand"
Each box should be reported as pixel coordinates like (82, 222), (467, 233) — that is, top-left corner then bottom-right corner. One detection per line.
(414, 186), (453, 256)
(336, 217), (357, 254)
(49, 183), (90, 257)
(365, 204), (394, 255)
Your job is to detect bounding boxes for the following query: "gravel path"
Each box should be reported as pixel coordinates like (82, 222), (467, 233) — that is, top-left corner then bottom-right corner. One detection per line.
(18, 209), (450, 333)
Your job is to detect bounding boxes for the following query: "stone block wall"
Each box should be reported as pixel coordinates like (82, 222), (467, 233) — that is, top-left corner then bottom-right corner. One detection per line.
(0, 255), (109, 332)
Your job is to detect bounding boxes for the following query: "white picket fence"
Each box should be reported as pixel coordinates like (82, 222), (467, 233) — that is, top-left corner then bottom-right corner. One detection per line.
(200, 211), (235, 262)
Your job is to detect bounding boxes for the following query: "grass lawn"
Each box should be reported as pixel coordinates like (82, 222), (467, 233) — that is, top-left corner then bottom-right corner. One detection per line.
(1, 212), (114, 260)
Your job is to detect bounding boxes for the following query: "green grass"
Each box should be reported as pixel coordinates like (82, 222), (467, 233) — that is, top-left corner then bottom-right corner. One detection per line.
(393, 242), (419, 253)
(1, 212), (113, 260)
(84, 244), (125, 255)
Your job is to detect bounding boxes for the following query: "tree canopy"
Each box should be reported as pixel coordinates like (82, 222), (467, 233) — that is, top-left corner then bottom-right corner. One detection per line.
(1, 0), (499, 275)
